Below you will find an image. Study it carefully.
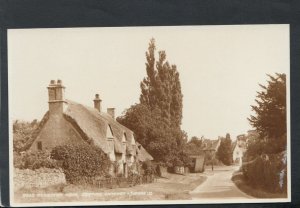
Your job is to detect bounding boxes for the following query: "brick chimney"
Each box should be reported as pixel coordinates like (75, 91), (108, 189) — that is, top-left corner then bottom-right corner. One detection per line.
(47, 79), (67, 114)
(107, 108), (115, 120)
(93, 94), (102, 112)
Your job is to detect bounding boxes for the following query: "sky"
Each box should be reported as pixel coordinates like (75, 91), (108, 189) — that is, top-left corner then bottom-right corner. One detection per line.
(8, 25), (289, 140)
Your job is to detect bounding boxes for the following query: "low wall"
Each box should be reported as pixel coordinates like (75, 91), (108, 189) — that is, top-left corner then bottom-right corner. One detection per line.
(14, 168), (66, 191)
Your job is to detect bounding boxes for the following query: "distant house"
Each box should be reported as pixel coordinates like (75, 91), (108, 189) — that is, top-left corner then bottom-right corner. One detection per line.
(186, 138), (221, 172)
(201, 138), (221, 153)
(24, 80), (153, 177)
(232, 134), (247, 166)
(201, 138), (221, 166)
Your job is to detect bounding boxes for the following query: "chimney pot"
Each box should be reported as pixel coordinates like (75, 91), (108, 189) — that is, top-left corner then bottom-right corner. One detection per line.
(93, 94), (102, 112)
(47, 80), (66, 114)
(57, 79), (62, 85)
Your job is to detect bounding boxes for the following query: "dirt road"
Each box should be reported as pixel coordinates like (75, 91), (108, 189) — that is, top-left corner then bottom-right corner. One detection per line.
(190, 165), (254, 199)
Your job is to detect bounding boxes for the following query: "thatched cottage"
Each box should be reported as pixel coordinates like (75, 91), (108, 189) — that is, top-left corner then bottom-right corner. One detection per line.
(25, 80), (153, 177)
(201, 138), (221, 153)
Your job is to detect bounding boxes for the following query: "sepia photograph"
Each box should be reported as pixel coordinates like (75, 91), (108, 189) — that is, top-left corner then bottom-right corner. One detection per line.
(8, 25), (290, 206)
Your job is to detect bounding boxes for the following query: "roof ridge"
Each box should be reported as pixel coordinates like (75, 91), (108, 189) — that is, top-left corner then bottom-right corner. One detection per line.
(66, 99), (133, 134)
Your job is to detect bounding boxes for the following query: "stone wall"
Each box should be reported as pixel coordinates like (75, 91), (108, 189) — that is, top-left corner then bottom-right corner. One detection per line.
(14, 168), (66, 191)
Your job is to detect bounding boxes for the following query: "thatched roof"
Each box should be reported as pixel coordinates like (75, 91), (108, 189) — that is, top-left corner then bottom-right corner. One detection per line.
(64, 100), (153, 160)
(25, 99), (153, 161)
(64, 100), (138, 155)
(201, 139), (221, 151)
(136, 142), (153, 161)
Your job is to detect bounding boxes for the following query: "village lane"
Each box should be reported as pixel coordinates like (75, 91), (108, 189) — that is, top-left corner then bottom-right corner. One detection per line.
(190, 165), (254, 199)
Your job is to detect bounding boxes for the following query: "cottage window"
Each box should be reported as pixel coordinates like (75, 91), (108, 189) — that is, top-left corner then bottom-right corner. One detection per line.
(37, 141), (42, 150)
(122, 133), (127, 142)
(131, 135), (136, 145)
(106, 124), (114, 139)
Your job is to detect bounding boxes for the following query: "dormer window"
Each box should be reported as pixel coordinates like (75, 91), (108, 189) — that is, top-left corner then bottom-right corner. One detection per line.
(106, 124), (114, 139)
(131, 136), (136, 145)
(122, 133), (127, 143)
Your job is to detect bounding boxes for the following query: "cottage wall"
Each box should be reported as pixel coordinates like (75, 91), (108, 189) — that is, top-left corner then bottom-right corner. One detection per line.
(233, 145), (244, 164)
(194, 156), (205, 172)
(29, 115), (84, 152)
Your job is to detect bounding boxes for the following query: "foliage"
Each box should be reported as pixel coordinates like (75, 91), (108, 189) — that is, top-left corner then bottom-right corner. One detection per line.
(241, 73), (287, 194)
(241, 152), (287, 193)
(139, 39), (183, 129)
(217, 133), (232, 165)
(245, 133), (287, 161)
(184, 136), (203, 155)
(13, 120), (39, 152)
(118, 38), (186, 167)
(14, 150), (61, 170)
(248, 73), (286, 147)
(141, 160), (156, 176)
(50, 143), (111, 183)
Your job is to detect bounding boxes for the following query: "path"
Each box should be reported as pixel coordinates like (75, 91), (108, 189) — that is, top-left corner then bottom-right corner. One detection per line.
(190, 165), (254, 199)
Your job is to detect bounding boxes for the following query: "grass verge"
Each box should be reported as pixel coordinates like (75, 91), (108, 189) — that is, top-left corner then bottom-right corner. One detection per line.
(14, 173), (207, 202)
(232, 171), (287, 199)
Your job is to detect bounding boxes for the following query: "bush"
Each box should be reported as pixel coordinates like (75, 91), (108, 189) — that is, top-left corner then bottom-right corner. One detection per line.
(242, 152), (287, 193)
(51, 143), (111, 183)
(13, 150), (61, 170)
(141, 160), (156, 176)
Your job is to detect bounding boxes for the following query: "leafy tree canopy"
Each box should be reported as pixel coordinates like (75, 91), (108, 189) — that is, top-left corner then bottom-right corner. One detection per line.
(118, 38), (186, 167)
(245, 73), (287, 157)
(13, 119), (39, 152)
(248, 73), (286, 140)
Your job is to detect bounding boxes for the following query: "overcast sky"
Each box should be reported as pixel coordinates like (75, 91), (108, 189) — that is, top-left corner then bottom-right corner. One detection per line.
(8, 25), (289, 140)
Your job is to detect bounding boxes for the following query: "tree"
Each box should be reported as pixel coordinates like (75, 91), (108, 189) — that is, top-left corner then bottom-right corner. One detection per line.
(139, 39), (183, 129)
(13, 119), (40, 152)
(184, 136), (203, 154)
(118, 38), (185, 167)
(248, 73), (286, 152)
(242, 73), (287, 193)
(217, 133), (232, 165)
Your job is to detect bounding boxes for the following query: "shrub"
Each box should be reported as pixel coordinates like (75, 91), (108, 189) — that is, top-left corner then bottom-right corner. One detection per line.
(171, 157), (184, 167)
(51, 143), (111, 183)
(13, 120), (40, 152)
(242, 152), (287, 193)
(141, 160), (156, 176)
(13, 150), (61, 170)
